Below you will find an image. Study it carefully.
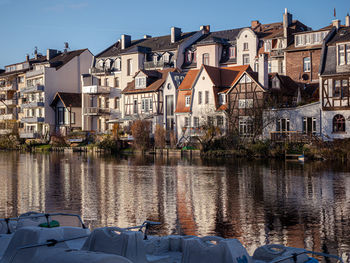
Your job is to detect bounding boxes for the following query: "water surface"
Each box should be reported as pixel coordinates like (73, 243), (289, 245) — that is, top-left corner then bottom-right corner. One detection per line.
(0, 152), (349, 260)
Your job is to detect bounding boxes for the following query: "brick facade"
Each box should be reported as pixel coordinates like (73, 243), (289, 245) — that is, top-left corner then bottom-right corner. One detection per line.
(285, 48), (321, 84)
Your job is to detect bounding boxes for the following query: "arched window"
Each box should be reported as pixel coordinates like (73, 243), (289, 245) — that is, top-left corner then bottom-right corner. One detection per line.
(333, 114), (345, 132)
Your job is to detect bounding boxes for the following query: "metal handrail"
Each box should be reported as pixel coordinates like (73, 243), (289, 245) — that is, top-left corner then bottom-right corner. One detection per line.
(8, 234), (90, 263)
(0, 212), (87, 234)
(116, 221), (161, 240)
(270, 249), (344, 263)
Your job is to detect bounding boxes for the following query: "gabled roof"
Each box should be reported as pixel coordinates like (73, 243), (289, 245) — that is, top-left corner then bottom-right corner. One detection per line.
(48, 49), (89, 70)
(122, 68), (178, 94)
(327, 27), (350, 45)
(50, 92), (82, 108)
(175, 64), (254, 113)
(96, 32), (197, 58)
(253, 20), (309, 39)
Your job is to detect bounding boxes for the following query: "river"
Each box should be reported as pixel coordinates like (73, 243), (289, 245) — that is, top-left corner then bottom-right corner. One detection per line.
(0, 152), (349, 260)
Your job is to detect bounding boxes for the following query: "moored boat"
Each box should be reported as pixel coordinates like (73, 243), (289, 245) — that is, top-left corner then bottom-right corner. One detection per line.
(0, 213), (343, 263)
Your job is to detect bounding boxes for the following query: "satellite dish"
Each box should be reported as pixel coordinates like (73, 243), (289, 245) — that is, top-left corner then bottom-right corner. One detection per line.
(302, 74), (309, 81)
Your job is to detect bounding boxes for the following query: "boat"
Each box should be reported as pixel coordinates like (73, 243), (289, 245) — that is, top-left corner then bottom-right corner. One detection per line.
(0, 212), (343, 263)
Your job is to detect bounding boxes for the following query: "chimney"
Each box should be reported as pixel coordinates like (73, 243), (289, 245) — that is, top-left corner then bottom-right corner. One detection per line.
(121, 34), (131, 50)
(46, 49), (59, 61)
(258, 53), (268, 89)
(171, 27), (182, 43)
(283, 8), (293, 38)
(332, 19), (341, 29)
(251, 20), (260, 29)
(25, 54), (30, 61)
(144, 35), (152, 39)
(200, 25), (210, 34)
(346, 14), (350, 27)
(34, 48), (38, 60)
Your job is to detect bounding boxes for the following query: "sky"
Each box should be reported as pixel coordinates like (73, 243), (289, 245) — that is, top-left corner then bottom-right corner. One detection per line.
(0, 0), (349, 68)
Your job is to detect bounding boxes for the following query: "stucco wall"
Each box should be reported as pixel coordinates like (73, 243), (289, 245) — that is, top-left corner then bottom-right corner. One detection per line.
(236, 28), (258, 68)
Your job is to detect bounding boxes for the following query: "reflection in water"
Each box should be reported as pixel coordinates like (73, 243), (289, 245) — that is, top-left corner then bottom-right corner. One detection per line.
(0, 152), (349, 261)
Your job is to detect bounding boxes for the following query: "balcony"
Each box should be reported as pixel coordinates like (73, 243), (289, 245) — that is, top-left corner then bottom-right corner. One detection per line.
(270, 131), (315, 142)
(270, 49), (284, 58)
(0, 114), (16, 120)
(83, 107), (110, 115)
(0, 99), (16, 107)
(21, 117), (45, 123)
(20, 101), (44, 109)
(0, 84), (16, 91)
(26, 68), (44, 78)
(0, 129), (12, 135)
(144, 60), (172, 70)
(19, 132), (41, 139)
(82, 85), (110, 94)
(21, 85), (44, 94)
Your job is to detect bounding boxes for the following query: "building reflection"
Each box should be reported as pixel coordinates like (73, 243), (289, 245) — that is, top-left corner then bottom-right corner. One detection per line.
(0, 153), (348, 261)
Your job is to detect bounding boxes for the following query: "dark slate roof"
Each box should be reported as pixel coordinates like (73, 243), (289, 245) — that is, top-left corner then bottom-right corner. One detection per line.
(327, 27), (350, 45)
(50, 92), (82, 108)
(96, 32), (197, 58)
(0, 70), (4, 74)
(0, 55), (47, 77)
(48, 49), (89, 70)
(196, 28), (243, 45)
(254, 20), (309, 39)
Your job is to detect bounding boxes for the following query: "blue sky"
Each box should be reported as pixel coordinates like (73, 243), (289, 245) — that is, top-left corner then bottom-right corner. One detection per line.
(0, 0), (349, 68)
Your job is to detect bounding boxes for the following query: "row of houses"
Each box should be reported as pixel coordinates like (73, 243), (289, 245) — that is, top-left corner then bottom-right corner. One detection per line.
(1, 9), (350, 143)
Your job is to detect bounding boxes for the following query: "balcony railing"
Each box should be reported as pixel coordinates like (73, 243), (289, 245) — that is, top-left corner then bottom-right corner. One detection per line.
(0, 84), (16, 91)
(19, 132), (41, 139)
(1, 99), (17, 107)
(0, 114), (16, 120)
(143, 60), (172, 70)
(20, 101), (44, 108)
(0, 129), (12, 135)
(83, 107), (111, 115)
(270, 131), (315, 142)
(21, 85), (44, 94)
(270, 49), (284, 57)
(25, 68), (44, 78)
(82, 85), (110, 94)
(21, 117), (45, 123)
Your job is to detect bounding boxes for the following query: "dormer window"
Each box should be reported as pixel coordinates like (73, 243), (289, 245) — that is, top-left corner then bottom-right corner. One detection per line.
(105, 59), (112, 69)
(338, 44), (350, 65)
(135, 77), (146, 89)
(153, 55), (158, 64)
(186, 51), (192, 63)
(163, 53), (169, 63)
(219, 94), (226, 105)
(264, 41), (271, 52)
(229, 46), (236, 58)
(98, 60), (104, 69)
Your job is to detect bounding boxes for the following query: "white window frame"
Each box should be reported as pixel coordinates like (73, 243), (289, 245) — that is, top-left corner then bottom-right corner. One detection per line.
(141, 98), (152, 112)
(243, 54), (250, 65)
(303, 57), (311, 72)
(185, 96), (191, 107)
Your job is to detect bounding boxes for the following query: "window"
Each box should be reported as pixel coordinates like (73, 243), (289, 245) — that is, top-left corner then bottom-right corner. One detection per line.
(203, 53), (209, 65)
(186, 51), (192, 63)
(205, 91), (209, 104)
(303, 57), (311, 72)
(239, 119), (253, 136)
(254, 61), (259, 72)
(238, 99), (253, 108)
(127, 59), (133, 76)
(243, 42), (249, 51)
(333, 114), (345, 133)
(105, 78), (109, 87)
(217, 116), (224, 127)
(141, 98), (152, 112)
(198, 91), (202, 104)
(333, 79), (349, 98)
(264, 40), (271, 52)
(339, 45), (345, 65)
(185, 117), (190, 127)
(219, 94), (226, 105)
(193, 51), (197, 63)
(136, 77), (146, 88)
(185, 96), (191, 107)
(229, 46), (236, 58)
(115, 77), (119, 88)
(276, 118), (290, 132)
(165, 95), (174, 116)
(207, 116), (213, 126)
(193, 117), (199, 128)
(303, 117), (316, 134)
(133, 100), (138, 114)
(70, 112), (75, 124)
(268, 61), (272, 73)
(18, 76), (24, 83)
(243, 54), (249, 65)
(115, 58), (121, 71)
(115, 98), (120, 109)
(347, 44), (350, 64)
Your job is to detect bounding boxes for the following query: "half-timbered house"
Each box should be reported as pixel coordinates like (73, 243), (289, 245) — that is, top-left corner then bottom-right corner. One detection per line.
(175, 64), (266, 144)
(121, 68), (178, 133)
(319, 23), (350, 139)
